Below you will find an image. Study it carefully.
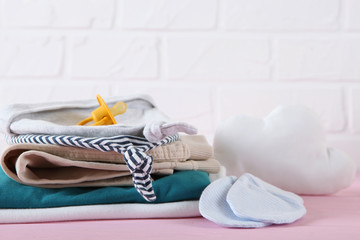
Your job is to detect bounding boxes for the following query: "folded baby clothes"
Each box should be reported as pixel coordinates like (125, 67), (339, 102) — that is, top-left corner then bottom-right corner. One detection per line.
(0, 94), (197, 142)
(0, 169), (210, 208)
(5, 134), (214, 164)
(0, 165), (227, 223)
(0, 95), (215, 207)
(5, 133), (181, 202)
(1, 135), (220, 188)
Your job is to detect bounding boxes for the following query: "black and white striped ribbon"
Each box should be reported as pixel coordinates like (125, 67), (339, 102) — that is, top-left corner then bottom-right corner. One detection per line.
(7, 134), (179, 202)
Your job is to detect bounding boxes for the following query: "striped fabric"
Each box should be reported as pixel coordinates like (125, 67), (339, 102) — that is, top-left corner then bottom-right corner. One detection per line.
(8, 134), (179, 202)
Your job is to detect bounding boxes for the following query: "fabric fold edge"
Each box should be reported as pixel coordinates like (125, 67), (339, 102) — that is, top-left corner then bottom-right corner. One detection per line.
(0, 200), (200, 224)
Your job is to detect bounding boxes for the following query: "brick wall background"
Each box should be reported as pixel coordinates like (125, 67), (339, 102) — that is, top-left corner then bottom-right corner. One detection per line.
(0, 0), (359, 167)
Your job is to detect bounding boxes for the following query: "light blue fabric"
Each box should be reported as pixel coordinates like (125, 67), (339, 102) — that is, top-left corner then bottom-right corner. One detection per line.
(199, 176), (269, 228)
(199, 173), (306, 228)
(227, 173), (306, 224)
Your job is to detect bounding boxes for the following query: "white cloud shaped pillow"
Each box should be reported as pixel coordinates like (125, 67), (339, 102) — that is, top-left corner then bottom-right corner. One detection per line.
(214, 105), (357, 195)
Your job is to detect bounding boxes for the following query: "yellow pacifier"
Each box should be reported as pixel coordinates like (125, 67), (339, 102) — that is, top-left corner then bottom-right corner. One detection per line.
(77, 94), (127, 126)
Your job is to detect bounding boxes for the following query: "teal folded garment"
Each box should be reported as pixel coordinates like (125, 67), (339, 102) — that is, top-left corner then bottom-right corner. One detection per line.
(0, 170), (210, 208)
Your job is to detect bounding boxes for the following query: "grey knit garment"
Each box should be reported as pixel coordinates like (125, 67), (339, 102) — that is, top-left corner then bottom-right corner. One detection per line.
(0, 94), (197, 142)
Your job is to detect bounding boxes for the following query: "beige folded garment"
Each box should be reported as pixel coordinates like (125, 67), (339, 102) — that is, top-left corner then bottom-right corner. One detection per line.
(1, 135), (220, 188)
(3, 135), (213, 163)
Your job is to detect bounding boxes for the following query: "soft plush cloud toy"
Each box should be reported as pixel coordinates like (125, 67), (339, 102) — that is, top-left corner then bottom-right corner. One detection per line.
(214, 105), (357, 195)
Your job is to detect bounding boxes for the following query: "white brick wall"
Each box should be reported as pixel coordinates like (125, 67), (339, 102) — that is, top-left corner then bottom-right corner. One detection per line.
(3, 0), (114, 28)
(0, 0), (359, 167)
(166, 37), (270, 80)
(120, 0), (217, 30)
(345, 0), (360, 30)
(0, 36), (64, 77)
(71, 36), (158, 79)
(350, 88), (360, 133)
(276, 38), (360, 80)
(221, 0), (339, 30)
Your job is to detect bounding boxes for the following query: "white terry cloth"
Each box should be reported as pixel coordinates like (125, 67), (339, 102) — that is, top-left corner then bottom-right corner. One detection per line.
(0, 94), (197, 142)
(0, 201), (200, 224)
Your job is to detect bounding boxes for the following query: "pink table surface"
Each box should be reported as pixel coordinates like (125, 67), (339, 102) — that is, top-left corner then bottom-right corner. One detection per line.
(1, 175), (360, 240)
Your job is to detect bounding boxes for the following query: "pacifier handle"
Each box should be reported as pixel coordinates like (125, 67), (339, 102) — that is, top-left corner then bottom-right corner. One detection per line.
(77, 94), (127, 126)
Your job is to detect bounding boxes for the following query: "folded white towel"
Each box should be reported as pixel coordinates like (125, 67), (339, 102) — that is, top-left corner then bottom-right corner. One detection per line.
(0, 201), (200, 224)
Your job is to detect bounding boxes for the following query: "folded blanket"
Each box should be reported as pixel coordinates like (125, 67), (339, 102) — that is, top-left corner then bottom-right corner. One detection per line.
(0, 94), (197, 142)
(0, 169), (210, 208)
(0, 200), (201, 224)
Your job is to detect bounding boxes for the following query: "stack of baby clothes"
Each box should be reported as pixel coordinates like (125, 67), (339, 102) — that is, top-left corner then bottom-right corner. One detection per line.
(0, 94), (221, 223)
